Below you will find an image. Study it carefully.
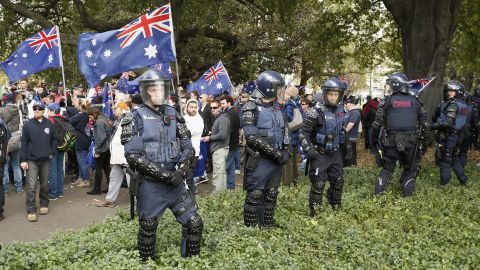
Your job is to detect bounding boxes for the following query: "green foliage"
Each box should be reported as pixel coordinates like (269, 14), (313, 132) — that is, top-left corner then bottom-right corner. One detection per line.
(1, 165), (480, 269)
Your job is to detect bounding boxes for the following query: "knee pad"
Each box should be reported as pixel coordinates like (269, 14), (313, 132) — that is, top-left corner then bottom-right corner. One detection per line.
(263, 188), (278, 228)
(309, 180), (325, 205)
(138, 218), (158, 261)
(244, 190), (263, 227)
(184, 213), (203, 257)
(264, 188), (278, 206)
(327, 177), (344, 207)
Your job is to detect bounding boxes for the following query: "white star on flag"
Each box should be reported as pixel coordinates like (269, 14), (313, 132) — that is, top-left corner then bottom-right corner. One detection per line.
(91, 39), (97, 46)
(85, 50), (93, 58)
(100, 74), (107, 80)
(144, 44), (158, 59)
(7, 62), (12, 66)
(216, 82), (223, 89)
(22, 53), (28, 58)
(103, 49), (112, 58)
(167, 66), (172, 74)
(93, 62), (97, 67)
(22, 70), (27, 75)
(198, 154), (203, 160)
(14, 55), (18, 58)
(13, 63), (17, 66)
(47, 53), (53, 63)
(200, 85), (205, 90)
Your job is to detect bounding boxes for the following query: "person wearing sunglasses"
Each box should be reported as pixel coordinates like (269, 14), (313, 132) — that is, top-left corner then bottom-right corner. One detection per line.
(201, 99), (231, 194)
(19, 101), (56, 222)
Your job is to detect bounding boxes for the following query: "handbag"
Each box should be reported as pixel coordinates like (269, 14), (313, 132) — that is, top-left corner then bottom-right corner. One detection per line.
(288, 106), (303, 131)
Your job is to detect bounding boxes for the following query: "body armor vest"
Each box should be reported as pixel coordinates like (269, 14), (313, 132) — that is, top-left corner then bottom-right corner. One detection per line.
(137, 106), (180, 164)
(316, 104), (345, 152)
(256, 102), (285, 150)
(454, 100), (471, 131)
(385, 94), (417, 133)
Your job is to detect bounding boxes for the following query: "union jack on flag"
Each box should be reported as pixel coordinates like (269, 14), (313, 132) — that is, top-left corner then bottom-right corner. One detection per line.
(27, 26), (59, 54)
(77, 3), (176, 87)
(0, 26), (61, 82)
(408, 77), (435, 94)
(187, 61), (233, 96)
(117, 5), (172, 49)
(204, 62), (226, 85)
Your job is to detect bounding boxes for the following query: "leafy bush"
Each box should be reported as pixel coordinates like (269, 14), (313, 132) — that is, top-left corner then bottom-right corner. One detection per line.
(1, 165), (479, 269)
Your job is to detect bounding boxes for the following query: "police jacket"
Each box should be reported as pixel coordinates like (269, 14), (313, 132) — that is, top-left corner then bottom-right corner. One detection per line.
(299, 102), (346, 153)
(371, 93), (427, 144)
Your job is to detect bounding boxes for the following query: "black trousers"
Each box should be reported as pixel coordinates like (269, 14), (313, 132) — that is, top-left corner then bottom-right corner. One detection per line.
(93, 151), (111, 192)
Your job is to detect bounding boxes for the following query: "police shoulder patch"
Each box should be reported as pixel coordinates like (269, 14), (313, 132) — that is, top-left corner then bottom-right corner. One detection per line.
(121, 112), (134, 126)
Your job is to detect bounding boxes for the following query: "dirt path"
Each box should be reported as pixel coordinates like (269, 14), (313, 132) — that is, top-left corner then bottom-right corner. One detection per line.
(0, 171), (240, 245)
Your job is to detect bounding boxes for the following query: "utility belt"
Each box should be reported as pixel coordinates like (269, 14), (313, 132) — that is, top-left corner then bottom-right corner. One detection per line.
(314, 133), (340, 154)
(382, 132), (416, 152)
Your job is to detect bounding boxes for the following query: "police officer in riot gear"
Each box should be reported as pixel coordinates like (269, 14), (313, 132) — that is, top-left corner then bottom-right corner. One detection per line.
(121, 69), (203, 260)
(371, 73), (428, 197)
(299, 77), (347, 217)
(432, 81), (472, 185)
(242, 70), (290, 228)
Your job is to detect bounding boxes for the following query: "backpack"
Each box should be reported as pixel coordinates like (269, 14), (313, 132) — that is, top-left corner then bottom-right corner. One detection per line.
(53, 116), (77, 152)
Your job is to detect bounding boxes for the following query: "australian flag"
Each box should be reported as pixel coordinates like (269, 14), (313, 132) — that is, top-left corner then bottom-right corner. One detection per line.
(242, 81), (256, 94)
(102, 83), (113, 119)
(77, 3), (176, 87)
(116, 63), (172, 94)
(408, 77), (435, 96)
(0, 26), (61, 83)
(187, 61), (233, 96)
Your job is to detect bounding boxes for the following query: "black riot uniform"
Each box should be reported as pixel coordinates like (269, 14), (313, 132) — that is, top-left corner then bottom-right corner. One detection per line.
(371, 73), (429, 197)
(242, 71), (290, 228)
(433, 81), (473, 185)
(299, 77), (347, 217)
(122, 69), (203, 260)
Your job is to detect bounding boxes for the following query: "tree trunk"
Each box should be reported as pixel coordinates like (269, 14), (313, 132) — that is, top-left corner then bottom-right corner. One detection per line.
(382, 0), (462, 121)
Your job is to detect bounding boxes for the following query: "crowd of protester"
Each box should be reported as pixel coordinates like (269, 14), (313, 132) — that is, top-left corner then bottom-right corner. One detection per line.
(0, 77), (368, 223)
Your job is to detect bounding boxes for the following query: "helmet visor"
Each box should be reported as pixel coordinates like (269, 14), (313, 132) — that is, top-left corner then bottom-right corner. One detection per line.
(141, 81), (171, 106)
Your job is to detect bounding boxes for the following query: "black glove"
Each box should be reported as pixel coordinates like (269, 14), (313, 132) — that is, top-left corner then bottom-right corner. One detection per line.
(307, 148), (320, 160)
(170, 172), (185, 186)
(277, 150), (290, 165)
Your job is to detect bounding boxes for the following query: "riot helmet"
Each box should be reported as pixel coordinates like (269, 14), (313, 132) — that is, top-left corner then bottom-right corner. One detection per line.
(322, 77), (347, 106)
(444, 80), (465, 100)
(385, 73), (408, 95)
(139, 69), (172, 107)
(251, 71), (285, 100)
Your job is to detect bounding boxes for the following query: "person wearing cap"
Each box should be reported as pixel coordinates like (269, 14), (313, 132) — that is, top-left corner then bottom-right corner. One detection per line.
(20, 101), (56, 222)
(342, 96), (362, 167)
(46, 103), (71, 200)
(0, 94), (23, 195)
(96, 102), (130, 207)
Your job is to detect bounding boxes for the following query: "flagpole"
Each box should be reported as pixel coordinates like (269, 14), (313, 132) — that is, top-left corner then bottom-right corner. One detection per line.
(56, 25), (67, 96)
(168, 1), (181, 91)
(221, 61), (234, 95)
